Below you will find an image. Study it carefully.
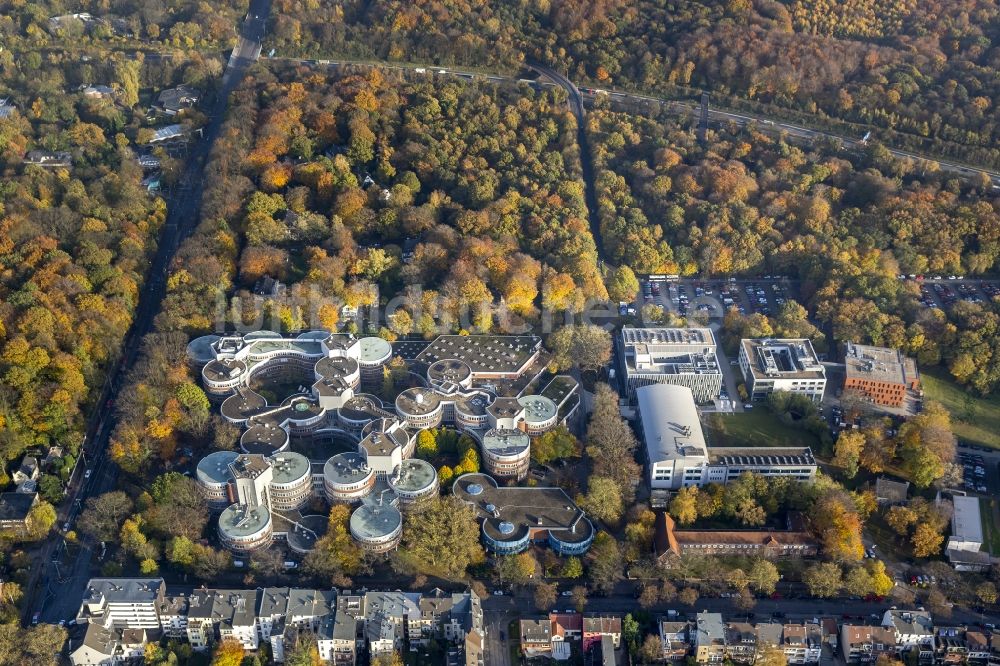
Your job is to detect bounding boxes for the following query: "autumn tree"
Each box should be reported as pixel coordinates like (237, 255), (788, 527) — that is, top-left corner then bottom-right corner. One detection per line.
(533, 582), (558, 610)
(803, 562), (843, 598)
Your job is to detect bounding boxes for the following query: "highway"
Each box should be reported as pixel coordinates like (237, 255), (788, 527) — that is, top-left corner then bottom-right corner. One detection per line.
(26, 0), (274, 626)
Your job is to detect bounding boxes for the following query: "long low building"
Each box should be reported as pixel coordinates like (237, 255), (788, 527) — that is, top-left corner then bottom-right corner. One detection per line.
(636, 384), (818, 490)
(655, 514), (819, 561)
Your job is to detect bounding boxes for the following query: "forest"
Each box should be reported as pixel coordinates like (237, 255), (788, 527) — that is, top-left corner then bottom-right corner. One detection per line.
(265, 0), (1000, 168)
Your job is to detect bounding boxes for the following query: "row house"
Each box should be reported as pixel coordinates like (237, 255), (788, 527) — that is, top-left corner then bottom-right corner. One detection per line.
(73, 579), (483, 666)
(841, 625), (898, 663)
(883, 610), (935, 662)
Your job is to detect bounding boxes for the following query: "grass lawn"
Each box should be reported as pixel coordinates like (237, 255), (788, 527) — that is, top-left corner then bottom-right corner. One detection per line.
(922, 369), (1000, 449)
(704, 409), (821, 449)
(980, 497), (1000, 556)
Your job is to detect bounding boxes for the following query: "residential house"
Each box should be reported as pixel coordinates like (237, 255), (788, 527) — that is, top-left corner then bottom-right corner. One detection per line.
(882, 610), (934, 660)
(821, 618), (838, 651)
(364, 591), (421, 656)
(725, 622), (758, 663)
(156, 594), (189, 638)
(24, 150), (72, 167)
(520, 618), (552, 658)
(875, 477), (909, 505)
(154, 85), (200, 115)
(41, 446), (64, 469)
(13, 456), (39, 493)
(659, 620), (693, 661)
(82, 85), (115, 99)
(71, 624), (154, 666)
(0, 99), (16, 119)
(186, 589), (260, 650)
(694, 613), (727, 663)
(780, 624), (823, 664)
(841, 625), (897, 663)
(551, 612), (583, 643)
(935, 627), (984, 665)
(584, 615), (622, 653)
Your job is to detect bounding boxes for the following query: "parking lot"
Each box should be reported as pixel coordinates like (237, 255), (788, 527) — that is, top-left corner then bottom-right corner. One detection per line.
(637, 277), (800, 321)
(957, 449), (991, 494)
(907, 275), (1000, 310)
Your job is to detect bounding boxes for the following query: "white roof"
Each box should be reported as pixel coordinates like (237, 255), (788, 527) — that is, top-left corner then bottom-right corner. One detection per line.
(952, 495), (983, 544)
(636, 384), (708, 465)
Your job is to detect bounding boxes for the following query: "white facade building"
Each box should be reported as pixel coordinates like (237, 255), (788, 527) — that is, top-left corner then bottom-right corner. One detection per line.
(739, 339), (826, 403)
(619, 327), (723, 402)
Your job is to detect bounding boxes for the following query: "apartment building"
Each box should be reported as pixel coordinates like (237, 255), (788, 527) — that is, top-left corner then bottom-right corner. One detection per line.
(739, 338), (826, 402)
(656, 513), (820, 561)
(76, 579), (166, 629)
(843, 342), (919, 409)
(659, 620), (693, 661)
(694, 613), (728, 663)
(618, 327), (723, 402)
(520, 618), (552, 658)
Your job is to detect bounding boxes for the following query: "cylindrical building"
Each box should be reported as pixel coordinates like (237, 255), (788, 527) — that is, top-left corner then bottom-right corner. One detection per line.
(267, 452), (313, 511)
(386, 459), (439, 507)
(427, 358), (472, 390)
(218, 504), (273, 554)
(480, 428), (531, 481)
(349, 500), (402, 553)
(518, 395), (558, 434)
(357, 337), (393, 391)
(196, 451), (240, 510)
(394, 388), (443, 429)
(323, 452), (376, 503)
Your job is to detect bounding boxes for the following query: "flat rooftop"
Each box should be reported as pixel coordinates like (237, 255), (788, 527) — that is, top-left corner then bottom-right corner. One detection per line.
(416, 335), (540, 375)
(707, 447), (816, 467)
(482, 428), (530, 456)
(196, 451), (240, 485)
(388, 459), (437, 493)
(621, 326), (716, 347)
(270, 452), (311, 485)
(741, 338), (825, 380)
(395, 387), (442, 416)
(453, 473), (593, 545)
(350, 500), (402, 540)
(323, 452), (372, 485)
(358, 336), (393, 363)
(844, 342), (918, 385)
(952, 494), (984, 544)
(219, 504), (270, 538)
(240, 422), (288, 455)
(220, 387), (267, 421)
(82, 578), (163, 606)
(636, 384), (708, 464)
(230, 454), (271, 480)
(187, 335), (221, 364)
(518, 395), (557, 423)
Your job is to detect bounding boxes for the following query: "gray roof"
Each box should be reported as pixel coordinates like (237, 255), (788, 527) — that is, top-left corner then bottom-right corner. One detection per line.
(82, 578), (164, 606)
(636, 384), (708, 464)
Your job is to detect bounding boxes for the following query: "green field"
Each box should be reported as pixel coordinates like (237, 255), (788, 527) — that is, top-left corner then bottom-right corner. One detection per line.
(704, 409), (821, 449)
(980, 498), (1000, 556)
(922, 370), (1000, 450)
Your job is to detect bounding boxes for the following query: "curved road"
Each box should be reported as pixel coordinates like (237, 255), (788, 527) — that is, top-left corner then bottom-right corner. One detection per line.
(27, 0), (273, 626)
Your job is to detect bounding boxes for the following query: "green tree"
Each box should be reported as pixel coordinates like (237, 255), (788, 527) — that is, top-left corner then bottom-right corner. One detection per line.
(748, 559), (780, 595)
(560, 556), (583, 579)
(397, 496), (485, 578)
(803, 562), (842, 598)
(580, 476), (624, 524)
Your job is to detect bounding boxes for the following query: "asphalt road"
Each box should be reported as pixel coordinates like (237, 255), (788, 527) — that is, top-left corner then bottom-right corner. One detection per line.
(26, 0), (273, 627)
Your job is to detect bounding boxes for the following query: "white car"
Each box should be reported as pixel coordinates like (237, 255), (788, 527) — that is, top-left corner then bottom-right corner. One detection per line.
(561, 591), (573, 597)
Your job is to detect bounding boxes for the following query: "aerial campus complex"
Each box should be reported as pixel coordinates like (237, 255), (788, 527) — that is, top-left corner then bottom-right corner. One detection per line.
(188, 331), (583, 555)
